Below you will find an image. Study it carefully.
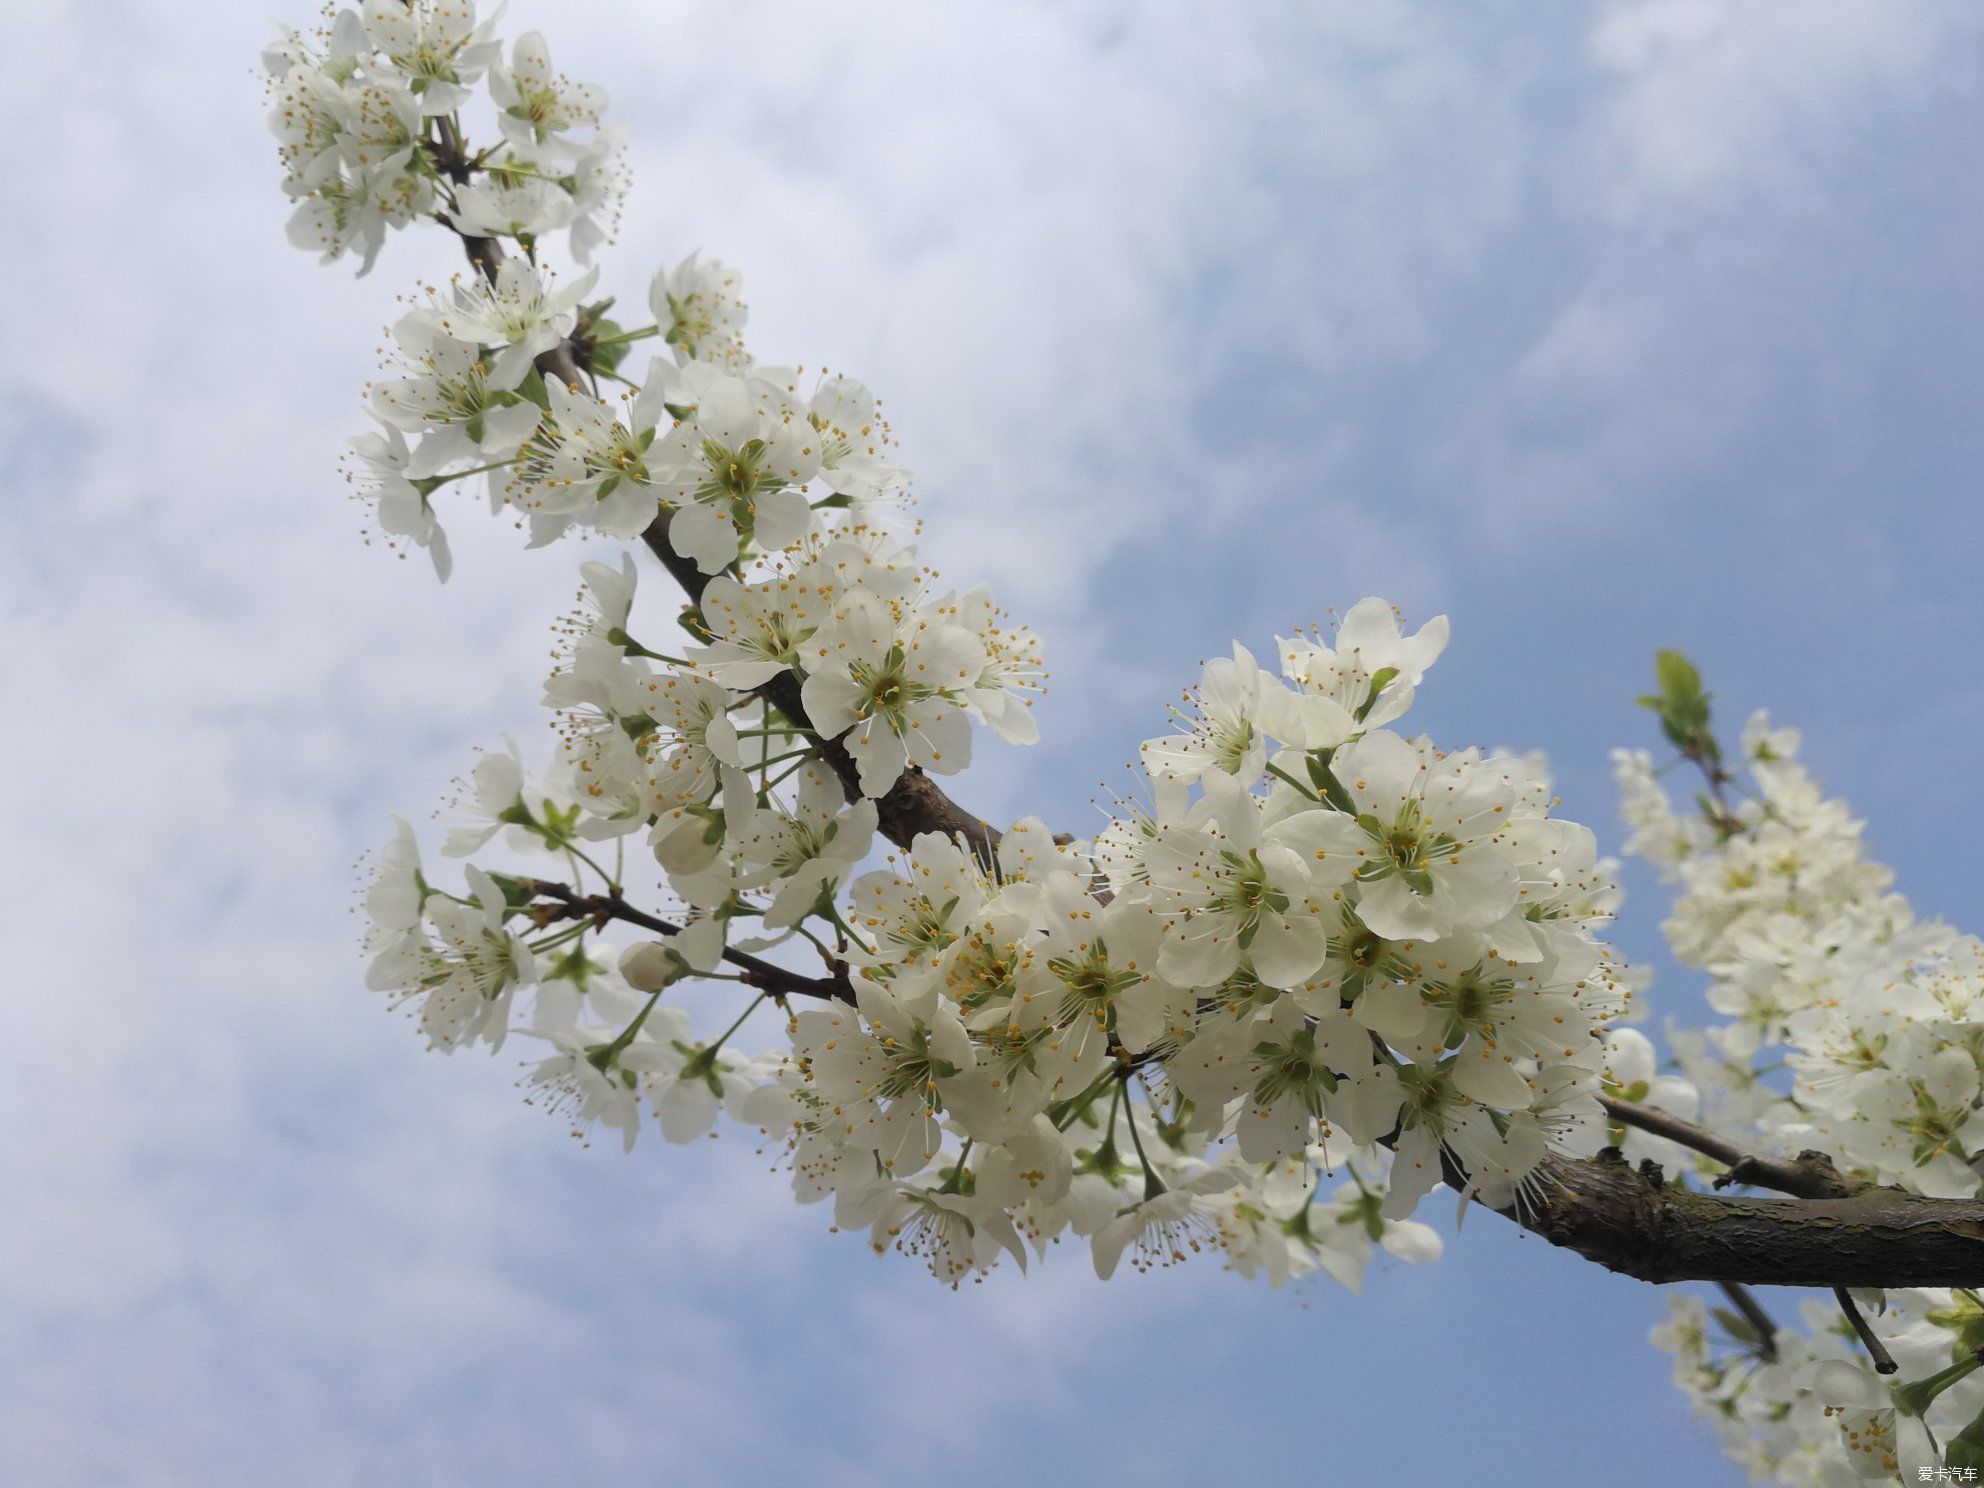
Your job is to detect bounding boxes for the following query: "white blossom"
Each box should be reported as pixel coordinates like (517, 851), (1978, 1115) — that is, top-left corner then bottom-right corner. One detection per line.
(650, 252), (750, 369)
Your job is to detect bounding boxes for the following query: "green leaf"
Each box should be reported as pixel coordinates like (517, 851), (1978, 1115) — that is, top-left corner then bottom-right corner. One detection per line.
(1927, 1297), (1984, 1359)
(1653, 649), (1704, 707)
(1640, 648), (1723, 762)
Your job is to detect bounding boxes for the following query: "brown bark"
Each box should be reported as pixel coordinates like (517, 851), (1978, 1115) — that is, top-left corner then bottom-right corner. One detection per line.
(1502, 1150), (1984, 1288)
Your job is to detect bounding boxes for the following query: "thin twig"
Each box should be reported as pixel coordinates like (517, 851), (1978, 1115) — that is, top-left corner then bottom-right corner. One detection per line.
(1682, 743), (1744, 837)
(1717, 1280), (1780, 1362)
(522, 879), (855, 1003)
(1835, 1287), (1898, 1375)
(1601, 1096), (1861, 1199)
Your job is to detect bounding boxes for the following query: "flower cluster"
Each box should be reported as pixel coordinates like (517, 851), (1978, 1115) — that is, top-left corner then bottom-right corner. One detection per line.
(1653, 1289), (1984, 1483)
(265, 6), (624, 276)
(361, 583), (1640, 1289)
(1617, 672), (1984, 1480)
(276, 6), (1976, 1480)
(1616, 716), (1984, 1196)
(296, 0), (1634, 1298)
(289, 10), (1025, 808)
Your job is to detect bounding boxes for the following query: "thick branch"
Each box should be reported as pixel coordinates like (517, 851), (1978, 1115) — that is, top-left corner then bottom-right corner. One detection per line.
(1482, 1149), (1984, 1288)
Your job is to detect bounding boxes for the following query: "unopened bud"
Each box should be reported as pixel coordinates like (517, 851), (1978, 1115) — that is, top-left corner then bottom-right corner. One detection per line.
(620, 940), (684, 991)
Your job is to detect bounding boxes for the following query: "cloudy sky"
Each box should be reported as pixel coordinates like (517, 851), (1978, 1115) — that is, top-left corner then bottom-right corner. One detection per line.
(5, 2), (1980, 1484)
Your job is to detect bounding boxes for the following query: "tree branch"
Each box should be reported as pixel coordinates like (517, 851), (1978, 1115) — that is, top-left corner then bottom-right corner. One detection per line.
(522, 878), (854, 1003)
(1601, 1095), (1862, 1199)
(1477, 1148), (1984, 1288)
(1717, 1280), (1780, 1361)
(1835, 1286), (1899, 1374)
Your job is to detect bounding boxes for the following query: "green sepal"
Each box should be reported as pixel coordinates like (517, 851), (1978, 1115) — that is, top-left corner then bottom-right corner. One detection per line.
(535, 799), (584, 848)
(1356, 667), (1399, 723)
(544, 943), (597, 989)
(517, 368), (553, 411)
(1893, 1350), (1984, 1418)
(482, 872), (538, 912)
(1945, 1401), (1984, 1471)
(1306, 749), (1359, 814)
(578, 300), (630, 376)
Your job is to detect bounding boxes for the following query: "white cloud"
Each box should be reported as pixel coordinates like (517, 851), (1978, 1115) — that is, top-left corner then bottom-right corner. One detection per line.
(1588, 0), (1953, 216)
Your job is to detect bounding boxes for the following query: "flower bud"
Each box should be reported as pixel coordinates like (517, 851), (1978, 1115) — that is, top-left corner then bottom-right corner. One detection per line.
(620, 940), (684, 991)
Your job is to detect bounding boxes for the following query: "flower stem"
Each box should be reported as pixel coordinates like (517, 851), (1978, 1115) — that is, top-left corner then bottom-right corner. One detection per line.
(1120, 1077), (1166, 1200)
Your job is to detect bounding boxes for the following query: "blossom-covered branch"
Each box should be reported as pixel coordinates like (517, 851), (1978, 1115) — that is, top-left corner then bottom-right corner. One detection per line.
(1619, 654), (1984, 1479)
(269, 7), (1984, 1480)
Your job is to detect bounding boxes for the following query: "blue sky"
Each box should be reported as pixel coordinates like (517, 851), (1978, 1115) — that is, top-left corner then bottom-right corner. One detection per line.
(4, 2), (1980, 1484)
